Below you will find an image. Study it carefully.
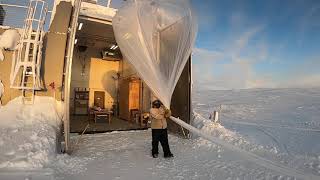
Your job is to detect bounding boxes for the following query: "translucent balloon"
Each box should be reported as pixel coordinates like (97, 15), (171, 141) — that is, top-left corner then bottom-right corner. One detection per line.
(113, 0), (197, 108)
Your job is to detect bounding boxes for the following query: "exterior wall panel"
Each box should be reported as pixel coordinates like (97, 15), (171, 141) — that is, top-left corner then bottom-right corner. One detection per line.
(168, 57), (191, 136)
(38, 2), (73, 100)
(0, 45), (21, 105)
(89, 58), (119, 110)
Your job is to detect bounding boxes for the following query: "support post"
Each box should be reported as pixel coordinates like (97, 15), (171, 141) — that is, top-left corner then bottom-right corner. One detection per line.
(63, 0), (82, 153)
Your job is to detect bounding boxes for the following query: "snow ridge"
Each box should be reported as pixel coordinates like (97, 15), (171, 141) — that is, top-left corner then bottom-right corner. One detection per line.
(0, 96), (62, 170)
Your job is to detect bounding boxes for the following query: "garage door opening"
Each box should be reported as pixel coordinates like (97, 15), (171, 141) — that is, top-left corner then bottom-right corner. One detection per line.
(69, 18), (152, 133)
(61, 0), (192, 153)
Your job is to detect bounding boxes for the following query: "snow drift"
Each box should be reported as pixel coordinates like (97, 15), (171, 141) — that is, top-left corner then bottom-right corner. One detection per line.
(0, 96), (63, 169)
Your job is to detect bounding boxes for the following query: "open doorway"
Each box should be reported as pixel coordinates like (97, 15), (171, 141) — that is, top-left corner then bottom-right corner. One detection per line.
(69, 18), (152, 133)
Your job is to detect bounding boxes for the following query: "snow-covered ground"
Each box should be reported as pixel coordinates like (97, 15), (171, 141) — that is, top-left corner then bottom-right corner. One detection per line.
(0, 97), (63, 170)
(193, 88), (320, 156)
(52, 130), (308, 180)
(193, 88), (320, 178)
(1, 88), (320, 180)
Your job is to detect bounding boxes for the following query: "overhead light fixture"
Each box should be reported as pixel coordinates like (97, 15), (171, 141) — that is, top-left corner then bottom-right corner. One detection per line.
(110, 44), (118, 50)
(74, 39), (78, 44)
(78, 22), (83, 30)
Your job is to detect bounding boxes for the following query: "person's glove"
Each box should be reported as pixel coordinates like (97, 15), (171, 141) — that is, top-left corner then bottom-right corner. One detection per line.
(164, 109), (171, 118)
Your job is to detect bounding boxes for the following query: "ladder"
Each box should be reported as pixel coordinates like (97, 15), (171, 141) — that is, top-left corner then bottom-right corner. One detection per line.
(10, 0), (48, 104)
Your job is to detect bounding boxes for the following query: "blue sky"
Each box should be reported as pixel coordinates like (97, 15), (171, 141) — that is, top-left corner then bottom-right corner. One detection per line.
(190, 0), (320, 90)
(2, 0), (319, 90)
(110, 0), (320, 89)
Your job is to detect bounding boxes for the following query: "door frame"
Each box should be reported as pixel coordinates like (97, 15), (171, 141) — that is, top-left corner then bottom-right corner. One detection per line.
(63, 0), (82, 153)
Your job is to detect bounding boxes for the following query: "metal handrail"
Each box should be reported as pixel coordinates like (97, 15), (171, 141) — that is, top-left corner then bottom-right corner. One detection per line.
(0, 3), (28, 9)
(0, 3), (52, 13)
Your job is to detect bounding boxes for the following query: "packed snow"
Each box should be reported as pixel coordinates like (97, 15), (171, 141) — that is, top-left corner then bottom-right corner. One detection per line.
(0, 96), (63, 170)
(80, 2), (116, 21)
(53, 130), (305, 180)
(193, 88), (320, 156)
(0, 88), (320, 180)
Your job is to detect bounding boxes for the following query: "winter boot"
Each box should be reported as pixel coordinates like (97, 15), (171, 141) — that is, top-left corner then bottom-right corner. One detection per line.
(152, 153), (158, 158)
(164, 153), (174, 158)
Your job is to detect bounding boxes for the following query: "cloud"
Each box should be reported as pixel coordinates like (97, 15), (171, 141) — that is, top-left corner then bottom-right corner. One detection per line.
(227, 25), (265, 59)
(193, 56), (275, 90)
(193, 48), (222, 62)
(191, 1), (320, 90)
(192, 53), (275, 90)
(192, 25), (273, 90)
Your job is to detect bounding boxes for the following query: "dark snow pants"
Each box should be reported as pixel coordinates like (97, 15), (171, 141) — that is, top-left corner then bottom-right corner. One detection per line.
(152, 129), (172, 155)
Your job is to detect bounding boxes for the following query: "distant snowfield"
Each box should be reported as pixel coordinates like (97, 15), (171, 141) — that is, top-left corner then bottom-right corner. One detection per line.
(0, 88), (320, 180)
(193, 88), (320, 156)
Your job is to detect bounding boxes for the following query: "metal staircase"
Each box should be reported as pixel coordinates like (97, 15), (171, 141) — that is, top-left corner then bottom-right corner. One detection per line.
(10, 0), (48, 104)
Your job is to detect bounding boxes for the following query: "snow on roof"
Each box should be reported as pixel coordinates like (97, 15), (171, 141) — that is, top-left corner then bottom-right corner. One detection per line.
(0, 28), (21, 61)
(0, 26), (10, 30)
(80, 2), (117, 21)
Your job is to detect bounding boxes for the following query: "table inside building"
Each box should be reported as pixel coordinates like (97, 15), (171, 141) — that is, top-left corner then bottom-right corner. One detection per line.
(90, 109), (113, 124)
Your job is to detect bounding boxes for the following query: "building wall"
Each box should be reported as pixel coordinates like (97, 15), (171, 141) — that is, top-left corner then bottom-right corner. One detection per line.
(89, 58), (119, 110)
(120, 57), (138, 78)
(69, 47), (152, 115)
(0, 43), (21, 104)
(70, 46), (96, 113)
(38, 2), (73, 100)
(70, 47), (92, 90)
(168, 57), (191, 136)
(69, 46), (120, 111)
